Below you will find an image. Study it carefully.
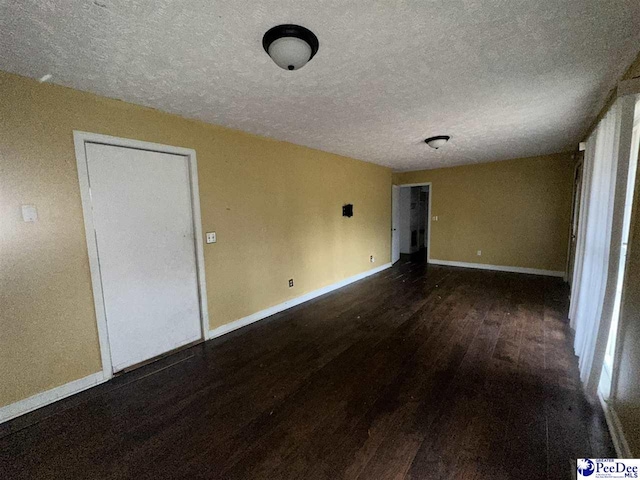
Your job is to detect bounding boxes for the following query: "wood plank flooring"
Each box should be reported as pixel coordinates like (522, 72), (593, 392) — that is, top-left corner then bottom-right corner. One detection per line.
(0, 261), (615, 479)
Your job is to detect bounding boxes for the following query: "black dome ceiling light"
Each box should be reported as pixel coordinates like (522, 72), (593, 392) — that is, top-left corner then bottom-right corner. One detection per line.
(424, 135), (450, 149)
(262, 24), (319, 71)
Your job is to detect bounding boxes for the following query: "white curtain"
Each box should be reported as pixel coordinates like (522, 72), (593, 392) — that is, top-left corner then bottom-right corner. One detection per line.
(569, 96), (636, 398)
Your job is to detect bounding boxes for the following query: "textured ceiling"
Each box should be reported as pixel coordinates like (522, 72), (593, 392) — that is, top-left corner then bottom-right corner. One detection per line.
(1, 0), (640, 171)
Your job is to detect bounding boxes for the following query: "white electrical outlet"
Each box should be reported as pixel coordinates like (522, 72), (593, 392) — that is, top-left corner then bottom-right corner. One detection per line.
(477, 250), (482, 256)
(370, 255), (375, 263)
(21, 204), (38, 222)
(206, 232), (217, 244)
(432, 215), (438, 221)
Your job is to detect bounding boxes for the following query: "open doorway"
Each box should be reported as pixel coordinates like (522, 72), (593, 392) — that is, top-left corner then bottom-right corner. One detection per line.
(391, 183), (431, 264)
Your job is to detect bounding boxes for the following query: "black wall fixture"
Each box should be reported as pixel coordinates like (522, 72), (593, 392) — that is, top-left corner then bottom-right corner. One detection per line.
(342, 204), (353, 217)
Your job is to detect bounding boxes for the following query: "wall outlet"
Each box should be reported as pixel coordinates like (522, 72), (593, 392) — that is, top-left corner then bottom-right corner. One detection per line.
(288, 278), (294, 288)
(206, 232), (217, 244)
(370, 255), (375, 263)
(477, 250), (482, 256)
(432, 215), (438, 221)
(21, 204), (38, 222)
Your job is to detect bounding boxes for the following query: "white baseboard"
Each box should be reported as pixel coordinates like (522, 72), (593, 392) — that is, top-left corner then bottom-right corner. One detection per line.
(209, 263), (393, 339)
(0, 372), (106, 424)
(428, 259), (564, 278)
(0, 263), (393, 425)
(599, 393), (633, 457)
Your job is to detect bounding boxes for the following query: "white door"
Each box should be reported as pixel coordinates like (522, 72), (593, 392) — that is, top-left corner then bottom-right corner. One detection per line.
(392, 185), (400, 263)
(85, 143), (202, 372)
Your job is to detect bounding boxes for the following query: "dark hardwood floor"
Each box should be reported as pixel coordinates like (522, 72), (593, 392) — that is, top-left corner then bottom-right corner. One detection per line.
(0, 261), (615, 479)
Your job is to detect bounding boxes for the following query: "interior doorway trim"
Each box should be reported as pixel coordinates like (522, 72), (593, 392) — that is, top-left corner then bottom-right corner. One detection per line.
(394, 182), (433, 262)
(73, 131), (210, 380)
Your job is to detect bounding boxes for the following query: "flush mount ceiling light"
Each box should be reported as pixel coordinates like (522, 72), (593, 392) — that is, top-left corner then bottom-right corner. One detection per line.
(263, 24), (319, 71)
(424, 135), (450, 149)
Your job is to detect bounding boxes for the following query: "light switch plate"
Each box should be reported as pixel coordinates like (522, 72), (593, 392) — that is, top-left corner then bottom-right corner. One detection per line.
(206, 232), (216, 244)
(22, 204), (38, 222)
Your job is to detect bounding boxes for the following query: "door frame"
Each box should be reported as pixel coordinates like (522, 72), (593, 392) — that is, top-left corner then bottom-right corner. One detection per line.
(566, 153), (584, 286)
(393, 182), (433, 262)
(391, 185), (400, 263)
(73, 131), (210, 380)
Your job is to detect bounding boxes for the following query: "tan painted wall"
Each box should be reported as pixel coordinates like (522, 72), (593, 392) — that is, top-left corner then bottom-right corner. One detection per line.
(610, 51), (640, 456)
(0, 71), (391, 408)
(393, 153), (575, 272)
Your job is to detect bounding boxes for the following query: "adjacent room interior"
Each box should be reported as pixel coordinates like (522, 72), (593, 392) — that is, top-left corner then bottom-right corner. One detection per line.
(1, 1), (640, 479)
(396, 184), (430, 263)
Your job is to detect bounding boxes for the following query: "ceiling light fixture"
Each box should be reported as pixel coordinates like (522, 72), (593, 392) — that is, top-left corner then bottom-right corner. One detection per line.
(263, 24), (319, 71)
(424, 135), (450, 149)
